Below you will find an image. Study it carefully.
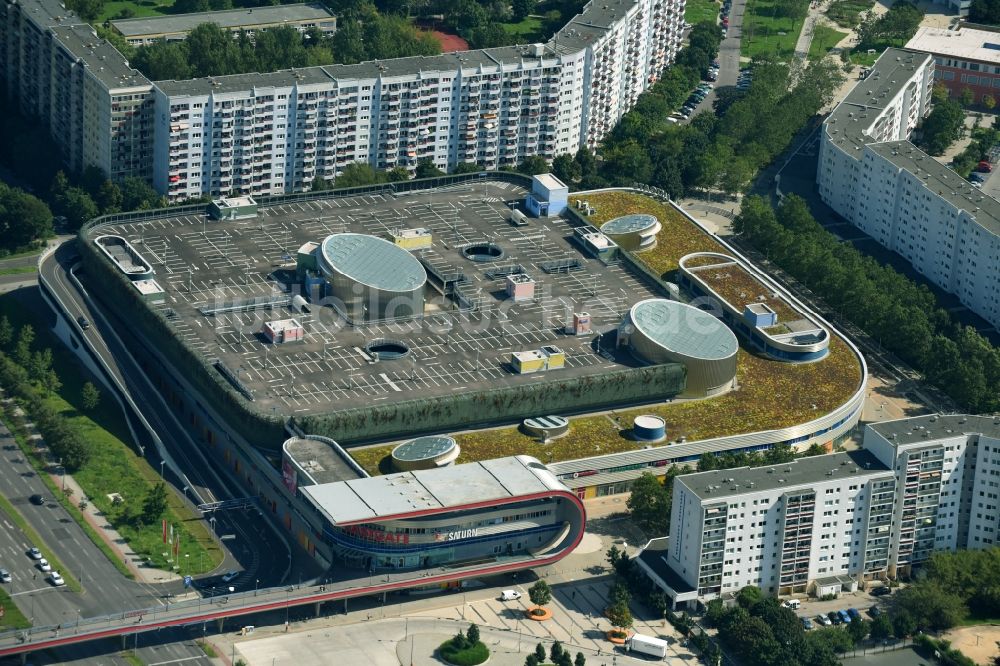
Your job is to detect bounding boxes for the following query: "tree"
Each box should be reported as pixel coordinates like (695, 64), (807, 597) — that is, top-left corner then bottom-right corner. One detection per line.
(60, 187), (98, 230)
(869, 613), (893, 640)
(68, 0), (105, 20)
(120, 177), (164, 211)
(311, 176), (332, 192)
(892, 609), (917, 638)
(28, 348), (52, 383)
(0, 316), (13, 349)
(524, 656), (540, 666)
(0, 185), (53, 252)
(528, 580), (552, 611)
(336, 162), (386, 187)
(534, 643), (547, 661)
(517, 156), (550, 176)
(466, 623), (480, 645)
(626, 472), (670, 536)
(141, 482), (169, 524)
(574, 653), (586, 666)
(511, 0), (535, 20)
(985, 94), (997, 111)
(385, 167), (411, 182)
(847, 618), (869, 644)
(961, 87), (976, 108)
(14, 324), (34, 367)
(606, 600), (633, 633)
(551, 154), (581, 185)
(550, 641), (563, 662)
(415, 159), (444, 179)
(96, 180), (123, 214)
(893, 581), (966, 631)
(971, 0), (1000, 25)
(736, 585), (764, 610)
(451, 162), (482, 174)
(81, 382), (101, 411)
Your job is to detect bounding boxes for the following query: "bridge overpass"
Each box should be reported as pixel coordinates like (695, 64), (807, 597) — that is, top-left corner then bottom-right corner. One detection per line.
(0, 551), (560, 659)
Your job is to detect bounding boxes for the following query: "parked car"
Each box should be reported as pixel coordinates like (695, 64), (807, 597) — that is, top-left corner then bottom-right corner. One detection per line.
(871, 586), (892, 597)
(37, 558), (51, 573)
(221, 570), (240, 583)
(27, 548), (42, 560)
(977, 160), (992, 172)
(847, 608), (861, 621)
(0, 569), (10, 584)
(838, 609), (852, 624)
(816, 614), (832, 627)
(801, 617), (813, 630)
(782, 599), (801, 610)
(501, 590), (522, 601)
(828, 611), (843, 625)
(49, 572), (65, 586)
(869, 606), (883, 618)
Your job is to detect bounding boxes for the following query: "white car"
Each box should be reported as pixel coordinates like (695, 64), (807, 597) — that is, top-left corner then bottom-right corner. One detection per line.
(0, 569), (10, 583)
(27, 548), (42, 560)
(221, 570), (240, 583)
(500, 590), (522, 601)
(37, 558), (52, 573)
(49, 571), (65, 586)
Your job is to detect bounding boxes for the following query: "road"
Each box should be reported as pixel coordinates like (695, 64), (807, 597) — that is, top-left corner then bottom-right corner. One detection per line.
(0, 424), (214, 666)
(684, 0), (745, 121)
(38, 242), (291, 593)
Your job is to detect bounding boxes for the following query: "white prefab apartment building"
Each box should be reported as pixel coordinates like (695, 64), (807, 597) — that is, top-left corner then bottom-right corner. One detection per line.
(651, 450), (895, 604)
(638, 414), (1000, 607)
(817, 48), (1000, 330)
(0, 0), (684, 201)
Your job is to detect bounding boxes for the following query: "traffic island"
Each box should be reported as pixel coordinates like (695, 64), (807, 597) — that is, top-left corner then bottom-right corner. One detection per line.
(526, 607), (552, 621)
(607, 629), (633, 644)
(438, 637), (490, 665)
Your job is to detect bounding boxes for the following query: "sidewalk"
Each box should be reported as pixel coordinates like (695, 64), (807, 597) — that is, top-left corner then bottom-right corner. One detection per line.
(5, 397), (183, 585)
(51, 470), (182, 584)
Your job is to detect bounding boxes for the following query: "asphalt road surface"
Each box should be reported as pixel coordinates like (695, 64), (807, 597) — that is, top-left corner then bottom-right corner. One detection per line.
(38, 243), (300, 592)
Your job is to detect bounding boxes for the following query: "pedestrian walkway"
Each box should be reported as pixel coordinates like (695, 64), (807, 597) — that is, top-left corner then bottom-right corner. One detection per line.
(2, 395), (183, 585)
(53, 471), (182, 584)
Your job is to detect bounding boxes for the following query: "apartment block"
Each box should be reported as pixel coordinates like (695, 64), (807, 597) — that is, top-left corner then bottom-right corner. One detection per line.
(864, 414), (1000, 575)
(906, 26), (1000, 103)
(0, 0), (683, 200)
(648, 450), (893, 607)
(817, 48), (1000, 330)
(638, 414), (1000, 608)
(110, 3), (337, 46)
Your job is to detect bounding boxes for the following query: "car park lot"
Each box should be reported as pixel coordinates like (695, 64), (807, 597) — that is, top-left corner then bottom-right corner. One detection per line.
(787, 589), (887, 628)
(97, 181), (663, 416)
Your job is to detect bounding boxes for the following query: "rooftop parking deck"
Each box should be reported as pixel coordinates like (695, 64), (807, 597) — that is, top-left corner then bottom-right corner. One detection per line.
(349, 190), (864, 473)
(96, 181), (667, 418)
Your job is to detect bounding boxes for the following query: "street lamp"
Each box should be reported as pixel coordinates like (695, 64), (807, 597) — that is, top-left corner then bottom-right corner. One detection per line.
(160, 460), (165, 478)
(255, 578), (259, 596)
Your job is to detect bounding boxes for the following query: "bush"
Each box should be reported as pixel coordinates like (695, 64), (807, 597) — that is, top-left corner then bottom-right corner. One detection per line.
(439, 637), (490, 666)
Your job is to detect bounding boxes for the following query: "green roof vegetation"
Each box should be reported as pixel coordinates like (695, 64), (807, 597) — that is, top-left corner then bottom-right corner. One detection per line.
(349, 191), (863, 475)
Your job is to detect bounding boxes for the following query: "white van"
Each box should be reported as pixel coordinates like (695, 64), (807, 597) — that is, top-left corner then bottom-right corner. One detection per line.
(782, 599), (801, 610)
(500, 590), (522, 601)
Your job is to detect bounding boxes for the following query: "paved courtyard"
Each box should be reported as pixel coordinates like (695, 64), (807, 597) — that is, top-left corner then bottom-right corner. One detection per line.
(216, 498), (694, 665)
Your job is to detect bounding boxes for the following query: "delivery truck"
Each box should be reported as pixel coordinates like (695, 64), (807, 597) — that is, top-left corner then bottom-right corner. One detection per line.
(626, 633), (669, 659)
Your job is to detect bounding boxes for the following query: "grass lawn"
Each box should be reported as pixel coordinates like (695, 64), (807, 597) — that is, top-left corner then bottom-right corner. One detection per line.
(0, 294), (223, 576)
(685, 0), (720, 25)
(741, 0), (810, 59)
(825, 0), (874, 28)
(809, 25), (848, 60)
(439, 638), (489, 666)
(502, 16), (543, 40)
(0, 266), (37, 276)
(847, 50), (879, 67)
(348, 192), (864, 475)
(0, 586), (30, 630)
(98, 0), (176, 23)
